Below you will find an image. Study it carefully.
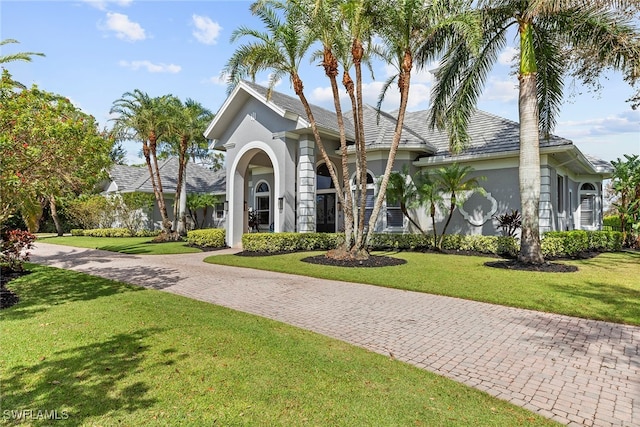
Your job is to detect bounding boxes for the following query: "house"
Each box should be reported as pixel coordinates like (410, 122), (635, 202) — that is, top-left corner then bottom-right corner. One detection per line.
(103, 157), (226, 230)
(202, 80), (611, 248)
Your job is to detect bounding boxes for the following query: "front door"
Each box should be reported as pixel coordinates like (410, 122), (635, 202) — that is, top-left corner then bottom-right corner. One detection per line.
(316, 193), (336, 233)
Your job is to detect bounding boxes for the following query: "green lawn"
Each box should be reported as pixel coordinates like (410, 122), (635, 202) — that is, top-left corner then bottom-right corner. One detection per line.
(205, 250), (640, 326)
(1, 265), (558, 426)
(38, 235), (201, 255)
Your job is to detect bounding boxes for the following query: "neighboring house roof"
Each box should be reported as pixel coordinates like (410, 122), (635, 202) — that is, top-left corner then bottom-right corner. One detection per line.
(106, 157), (226, 195)
(206, 81), (612, 175)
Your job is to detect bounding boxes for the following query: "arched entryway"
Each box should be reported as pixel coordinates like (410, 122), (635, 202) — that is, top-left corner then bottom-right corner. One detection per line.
(227, 141), (281, 247)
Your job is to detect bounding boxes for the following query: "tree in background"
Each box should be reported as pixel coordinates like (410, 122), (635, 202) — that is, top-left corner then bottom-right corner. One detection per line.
(187, 193), (220, 229)
(164, 98), (214, 236)
(610, 154), (640, 247)
(435, 163), (485, 250)
(429, 0), (640, 264)
(110, 90), (174, 235)
(0, 70), (112, 234)
(385, 167), (425, 234)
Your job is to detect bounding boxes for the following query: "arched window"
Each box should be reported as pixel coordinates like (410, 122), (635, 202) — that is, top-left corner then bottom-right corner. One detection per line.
(579, 182), (597, 229)
(254, 181), (270, 231)
(316, 163), (335, 190)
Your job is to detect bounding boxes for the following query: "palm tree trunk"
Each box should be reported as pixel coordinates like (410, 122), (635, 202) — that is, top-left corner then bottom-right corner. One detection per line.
(401, 203), (424, 234)
(366, 50), (413, 247)
(438, 193), (456, 250)
(148, 135), (172, 234)
(323, 47), (354, 252)
(353, 39), (368, 252)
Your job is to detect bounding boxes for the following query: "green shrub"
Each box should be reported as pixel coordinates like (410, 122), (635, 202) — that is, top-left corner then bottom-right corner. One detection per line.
(587, 230), (623, 252)
(603, 215), (622, 231)
(242, 232), (342, 253)
(367, 233), (432, 250)
(70, 229), (84, 236)
(135, 229), (162, 238)
(83, 228), (133, 238)
(541, 230), (621, 257)
(186, 229), (226, 248)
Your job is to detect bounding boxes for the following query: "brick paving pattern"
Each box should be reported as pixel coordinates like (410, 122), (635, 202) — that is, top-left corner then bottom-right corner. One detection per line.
(31, 243), (639, 426)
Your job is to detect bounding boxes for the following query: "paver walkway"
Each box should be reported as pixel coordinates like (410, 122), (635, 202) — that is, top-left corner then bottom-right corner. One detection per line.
(30, 243), (638, 427)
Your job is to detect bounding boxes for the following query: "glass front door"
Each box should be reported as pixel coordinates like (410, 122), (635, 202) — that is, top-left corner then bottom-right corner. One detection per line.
(316, 193), (336, 233)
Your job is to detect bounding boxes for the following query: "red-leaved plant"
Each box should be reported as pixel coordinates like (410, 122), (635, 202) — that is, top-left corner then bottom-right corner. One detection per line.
(1, 230), (36, 273)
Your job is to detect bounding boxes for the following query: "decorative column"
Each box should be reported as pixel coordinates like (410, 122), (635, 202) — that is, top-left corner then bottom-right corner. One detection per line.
(297, 138), (315, 232)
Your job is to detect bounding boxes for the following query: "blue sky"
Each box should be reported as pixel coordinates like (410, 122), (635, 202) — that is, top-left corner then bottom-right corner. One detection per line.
(2, 0), (638, 164)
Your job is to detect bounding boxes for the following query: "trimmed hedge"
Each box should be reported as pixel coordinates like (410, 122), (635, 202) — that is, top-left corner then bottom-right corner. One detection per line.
(241, 232), (519, 257)
(71, 229), (84, 236)
(240, 230), (621, 258)
(242, 232), (343, 253)
(82, 228), (133, 238)
(186, 229), (226, 248)
(541, 230), (622, 258)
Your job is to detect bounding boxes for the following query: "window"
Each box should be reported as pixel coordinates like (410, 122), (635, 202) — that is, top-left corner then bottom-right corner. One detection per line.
(386, 198), (403, 228)
(254, 181), (270, 231)
(215, 203), (225, 219)
(579, 183), (597, 229)
(557, 175), (564, 213)
(316, 163), (335, 190)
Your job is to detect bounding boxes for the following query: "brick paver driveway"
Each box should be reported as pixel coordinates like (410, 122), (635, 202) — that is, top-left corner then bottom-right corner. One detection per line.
(31, 243), (639, 427)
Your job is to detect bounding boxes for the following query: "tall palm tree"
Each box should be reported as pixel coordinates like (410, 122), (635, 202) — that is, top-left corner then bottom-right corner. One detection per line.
(435, 163), (484, 250)
(366, 0), (479, 247)
(223, 1), (358, 250)
(166, 97), (213, 236)
(430, 0), (640, 264)
(110, 90), (174, 234)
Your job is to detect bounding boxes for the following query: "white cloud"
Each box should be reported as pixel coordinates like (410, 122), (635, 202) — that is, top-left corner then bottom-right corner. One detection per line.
(102, 12), (146, 42)
(482, 76), (518, 103)
(119, 60), (181, 73)
(559, 110), (640, 137)
(499, 47), (518, 66)
(82, 0), (133, 11)
(207, 75), (228, 86)
(192, 14), (222, 45)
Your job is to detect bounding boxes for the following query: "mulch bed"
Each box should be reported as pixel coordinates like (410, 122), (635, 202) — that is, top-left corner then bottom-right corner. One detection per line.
(484, 260), (578, 273)
(301, 254), (407, 268)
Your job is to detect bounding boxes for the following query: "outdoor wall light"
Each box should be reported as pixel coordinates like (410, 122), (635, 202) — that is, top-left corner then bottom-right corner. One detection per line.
(278, 197), (284, 210)
(337, 200), (342, 211)
(223, 201), (229, 211)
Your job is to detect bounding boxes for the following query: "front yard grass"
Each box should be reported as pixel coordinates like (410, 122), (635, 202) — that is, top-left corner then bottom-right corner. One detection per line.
(1, 265), (558, 426)
(39, 235), (201, 255)
(205, 251), (640, 326)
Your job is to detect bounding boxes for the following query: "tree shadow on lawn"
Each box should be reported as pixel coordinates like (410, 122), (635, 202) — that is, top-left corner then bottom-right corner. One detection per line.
(2, 328), (166, 425)
(1, 263), (180, 321)
(547, 280), (640, 326)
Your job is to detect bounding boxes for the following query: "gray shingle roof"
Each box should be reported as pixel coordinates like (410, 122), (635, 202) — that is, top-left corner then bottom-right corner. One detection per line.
(107, 158), (226, 195)
(403, 109), (573, 157)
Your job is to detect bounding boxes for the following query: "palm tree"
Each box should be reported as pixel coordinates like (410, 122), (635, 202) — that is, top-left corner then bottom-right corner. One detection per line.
(430, 0), (640, 264)
(110, 90), (174, 234)
(366, 0), (480, 247)
(385, 167), (425, 234)
(0, 39), (44, 64)
(166, 97), (213, 236)
(414, 169), (445, 248)
(435, 163), (485, 250)
(223, 1), (360, 253)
